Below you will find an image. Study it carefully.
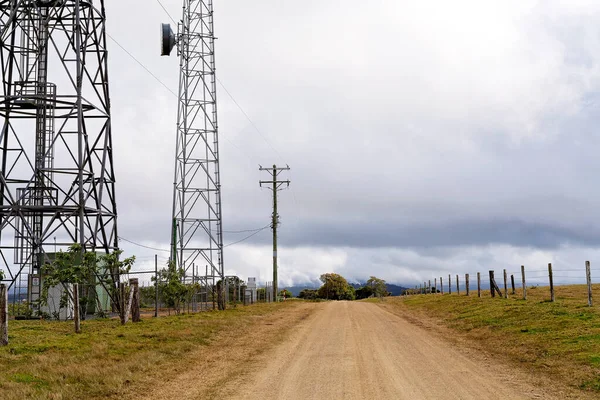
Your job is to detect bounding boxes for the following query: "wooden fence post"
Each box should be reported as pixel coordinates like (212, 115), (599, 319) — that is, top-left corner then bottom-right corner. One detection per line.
(124, 283), (135, 323)
(511, 275), (515, 295)
(130, 278), (140, 323)
(548, 263), (555, 302)
(448, 274), (451, 294)
(119, 282), (126, 324)
(434, 278), (437, 294)
(477, 272), (481, 298)
(489, 271), (495, 297)
(456, 275), (460, 295)
(503, 269), (508, 299)
(73, 283), (81, 334)
(440, 277), (444, 295)
(465, 274), (470, 296)
(0, 284), (7, 346)
(521, 265), (527, 300)
(586, 261), (592, 307)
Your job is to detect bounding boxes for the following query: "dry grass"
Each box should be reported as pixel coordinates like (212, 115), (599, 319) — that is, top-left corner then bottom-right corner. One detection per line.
(380, 284), (600, 395)
(0, 302), (306, 399)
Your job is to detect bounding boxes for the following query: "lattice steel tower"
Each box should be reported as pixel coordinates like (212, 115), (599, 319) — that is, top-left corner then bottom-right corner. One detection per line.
(161, 0), (224, 299)
(0, 0), (118, 305)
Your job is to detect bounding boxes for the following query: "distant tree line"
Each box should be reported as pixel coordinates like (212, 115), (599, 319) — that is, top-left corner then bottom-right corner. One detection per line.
(297, 274), (389, 301)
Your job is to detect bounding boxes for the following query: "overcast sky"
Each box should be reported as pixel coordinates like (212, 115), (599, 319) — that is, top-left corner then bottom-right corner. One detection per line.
(105, 0), (600, 287)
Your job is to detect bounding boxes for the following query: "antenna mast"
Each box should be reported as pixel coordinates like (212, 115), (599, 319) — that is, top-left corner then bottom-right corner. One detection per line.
(162, 0), (224, 308)
(0, 0), (119, 311)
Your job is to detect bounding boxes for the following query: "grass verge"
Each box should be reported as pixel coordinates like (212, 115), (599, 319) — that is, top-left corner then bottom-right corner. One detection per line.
(380, 284), (600, 396)
(0, 302), (305, 399)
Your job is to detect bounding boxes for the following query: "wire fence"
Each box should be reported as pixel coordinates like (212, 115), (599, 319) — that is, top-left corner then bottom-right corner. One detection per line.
(6, 258), (279, 320)
(408, 261), (599, 306)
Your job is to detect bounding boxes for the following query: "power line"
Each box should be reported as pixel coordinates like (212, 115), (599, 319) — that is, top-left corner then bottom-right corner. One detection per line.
(155, 0), (177, 24)
(106, 33), (178, 98)
(224, 226), (270, 248)
(217, 78), (286, 164)
(220, 225), (270, 234)
(118, 236), (170, 252)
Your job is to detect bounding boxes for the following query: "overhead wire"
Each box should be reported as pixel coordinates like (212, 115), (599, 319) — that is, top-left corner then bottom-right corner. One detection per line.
(221, 225), (270, 234)
(216, 78), (286, 164)
(224, 226), (270, 248)
(118, 236), (170, 252)
(155, 0), (177, 24)
(106, 33), (178, 98)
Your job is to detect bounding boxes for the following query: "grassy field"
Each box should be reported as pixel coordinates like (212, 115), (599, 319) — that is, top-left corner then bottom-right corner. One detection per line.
(0, 302), (305, 399)
(380, 284), (600, 395)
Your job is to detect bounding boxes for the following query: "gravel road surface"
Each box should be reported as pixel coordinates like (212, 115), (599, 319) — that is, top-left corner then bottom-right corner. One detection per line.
(230, 301), (555, 400)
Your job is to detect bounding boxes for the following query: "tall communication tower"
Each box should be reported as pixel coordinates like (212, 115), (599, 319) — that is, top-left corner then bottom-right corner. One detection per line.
(161, 0), (224, 307)
(0, 0), (118, 309)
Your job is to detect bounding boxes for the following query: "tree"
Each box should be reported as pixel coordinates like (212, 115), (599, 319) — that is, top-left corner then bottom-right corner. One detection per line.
(298, 289), (317, 300)
(153, 260), (189, 315)
(317, 273), (355, 300)
(96, 249), (135, 321)
(40, 244), (135, 331)
(367, 276), (388, 299)
(278, 289), (292, 299)
(355, 285), (374, 300)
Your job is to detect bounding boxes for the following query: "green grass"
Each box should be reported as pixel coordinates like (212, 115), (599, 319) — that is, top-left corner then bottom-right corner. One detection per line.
(0, 302), (298, 399)
(385, 284), (600, 394)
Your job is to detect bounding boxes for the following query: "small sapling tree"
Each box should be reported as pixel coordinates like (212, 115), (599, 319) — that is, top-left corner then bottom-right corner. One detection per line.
(40, 245), (136, 330)
(97, 250), (135, 323)
(40, 244), (97, 332)
(154, 260), (188, 315)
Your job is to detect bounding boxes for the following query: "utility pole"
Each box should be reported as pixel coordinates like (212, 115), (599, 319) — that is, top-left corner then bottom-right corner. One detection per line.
(260, 165), (291, 302)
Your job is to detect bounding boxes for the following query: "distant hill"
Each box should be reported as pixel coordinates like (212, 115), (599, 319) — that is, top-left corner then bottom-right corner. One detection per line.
(284, 285), (319, 297)
(350, 282), (409, 296)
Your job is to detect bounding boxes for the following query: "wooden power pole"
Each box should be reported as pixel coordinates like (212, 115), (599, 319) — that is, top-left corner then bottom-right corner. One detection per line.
(260, 165), (290, 302)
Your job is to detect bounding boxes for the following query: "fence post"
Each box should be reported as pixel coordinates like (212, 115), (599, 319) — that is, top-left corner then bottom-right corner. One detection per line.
(130, 278), (140, 323)
(521, 265), (527, 300)
(477, 272), (481, 298)
(456, 275), (460, 295)
(0, 284), (7, 346)
(586, 261), (592, 307)
(489, 271), (495, 297)
(548, 263), (555, 302)
(119, 282), (126, 324)
(503, 269), (508, 299)
(448, 274), (451, 294)
(465, 274), (470, 296)
(73, 283), (81, 334)
(440, 277), (444, 295)
(511, 275), (515, 295)
(434, 278), (437, 294)
(154, 255), (159, 317)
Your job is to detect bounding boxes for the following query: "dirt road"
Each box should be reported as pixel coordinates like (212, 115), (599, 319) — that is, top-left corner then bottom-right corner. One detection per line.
(226, 301), (556, 400)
